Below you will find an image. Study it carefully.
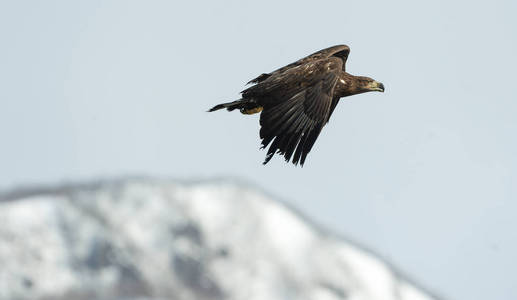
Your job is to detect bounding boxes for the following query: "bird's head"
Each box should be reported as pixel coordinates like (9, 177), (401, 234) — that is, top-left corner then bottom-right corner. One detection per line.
(355, 76), (385, 93)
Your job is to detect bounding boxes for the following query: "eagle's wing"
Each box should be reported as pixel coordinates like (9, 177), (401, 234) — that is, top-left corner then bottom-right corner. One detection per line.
(252, 57), (343, 166)
(247, 45), (350, 84)
(326, 96), (340, 123)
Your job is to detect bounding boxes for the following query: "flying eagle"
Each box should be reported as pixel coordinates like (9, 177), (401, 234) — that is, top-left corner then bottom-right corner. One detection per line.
(209, 45), (384, 166)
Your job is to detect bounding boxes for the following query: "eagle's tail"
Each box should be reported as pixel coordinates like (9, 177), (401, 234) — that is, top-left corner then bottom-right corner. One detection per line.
(208, 99), (245, 112)
(208, 99), (263, 115)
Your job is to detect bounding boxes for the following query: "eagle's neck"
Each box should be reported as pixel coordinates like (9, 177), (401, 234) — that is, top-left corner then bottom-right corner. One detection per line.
(335, 73), (370, 98)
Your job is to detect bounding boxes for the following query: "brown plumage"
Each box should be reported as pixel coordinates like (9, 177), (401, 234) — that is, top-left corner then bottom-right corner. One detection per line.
(209, 45), (384, 166)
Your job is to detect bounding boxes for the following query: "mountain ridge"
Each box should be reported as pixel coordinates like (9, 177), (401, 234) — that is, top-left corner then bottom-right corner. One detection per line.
(0, 178), (440, 300)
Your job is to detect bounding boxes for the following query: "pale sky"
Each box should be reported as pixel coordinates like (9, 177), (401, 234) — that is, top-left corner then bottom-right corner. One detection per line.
(1, 1), (516, 299)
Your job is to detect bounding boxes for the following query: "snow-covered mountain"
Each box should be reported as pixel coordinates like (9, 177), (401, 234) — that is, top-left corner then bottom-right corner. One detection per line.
(0, 179), (438, 300)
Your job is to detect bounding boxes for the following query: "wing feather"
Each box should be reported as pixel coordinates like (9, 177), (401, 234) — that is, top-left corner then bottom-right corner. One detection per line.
(257, 57), (342, 165)
(247, 45), (350, 84)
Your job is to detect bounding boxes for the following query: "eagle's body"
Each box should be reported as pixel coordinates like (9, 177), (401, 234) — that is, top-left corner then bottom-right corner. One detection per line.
(209, 45), (384, 166)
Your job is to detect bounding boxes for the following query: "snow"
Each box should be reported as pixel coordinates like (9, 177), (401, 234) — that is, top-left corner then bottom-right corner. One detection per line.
(0, 179), (438, 300)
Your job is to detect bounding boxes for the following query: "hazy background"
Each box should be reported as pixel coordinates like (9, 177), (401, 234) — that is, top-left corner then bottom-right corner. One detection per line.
(1, 1), (516, 299)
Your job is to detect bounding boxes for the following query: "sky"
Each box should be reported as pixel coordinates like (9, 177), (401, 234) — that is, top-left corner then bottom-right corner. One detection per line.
(1, 1), (516, 299)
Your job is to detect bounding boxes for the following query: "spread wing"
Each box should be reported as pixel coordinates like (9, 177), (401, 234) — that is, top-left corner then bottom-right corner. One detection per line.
(250, 57), (343, 166)
(247, 45), (350, 84)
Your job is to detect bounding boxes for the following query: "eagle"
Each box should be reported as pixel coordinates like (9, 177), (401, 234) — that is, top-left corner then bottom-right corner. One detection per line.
(209, 45), (384, 166)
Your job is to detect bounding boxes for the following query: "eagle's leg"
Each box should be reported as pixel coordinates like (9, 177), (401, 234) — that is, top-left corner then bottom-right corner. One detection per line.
(240, 106), (263, 115)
